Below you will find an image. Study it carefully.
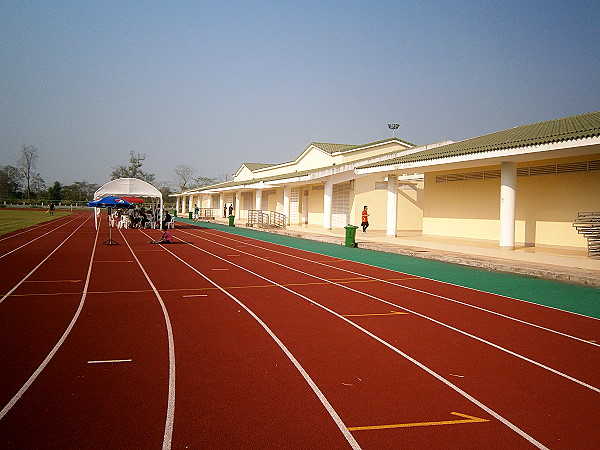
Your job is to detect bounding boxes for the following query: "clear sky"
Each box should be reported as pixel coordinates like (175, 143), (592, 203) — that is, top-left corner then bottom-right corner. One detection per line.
(1, 0), (599, 187)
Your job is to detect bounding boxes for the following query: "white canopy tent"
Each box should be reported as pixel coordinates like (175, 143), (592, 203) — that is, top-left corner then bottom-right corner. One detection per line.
(93, 178), (164, 229)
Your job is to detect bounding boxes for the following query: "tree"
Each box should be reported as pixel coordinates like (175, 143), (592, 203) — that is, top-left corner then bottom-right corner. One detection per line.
(192, 176), (219, 188)
(63, 180), (100, 201)
(47, 181), (63, 201)
(18, 145), (40, 200)
(173, 164), (197, 191)
(0, 165), (22, 198)
(111, 151), (155, 183)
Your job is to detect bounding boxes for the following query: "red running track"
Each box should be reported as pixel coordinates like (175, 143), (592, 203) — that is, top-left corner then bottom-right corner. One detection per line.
(0, 212), (598, 449)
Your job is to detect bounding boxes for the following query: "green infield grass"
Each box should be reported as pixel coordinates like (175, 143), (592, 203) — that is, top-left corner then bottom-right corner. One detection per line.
(0, 209), (71, 235)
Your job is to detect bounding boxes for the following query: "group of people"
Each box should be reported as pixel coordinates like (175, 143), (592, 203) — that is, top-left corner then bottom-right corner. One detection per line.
(104, 206), (174, 244)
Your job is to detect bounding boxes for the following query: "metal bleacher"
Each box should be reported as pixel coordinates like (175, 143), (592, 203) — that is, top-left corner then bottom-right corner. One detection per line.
(573, 212), (600, 259)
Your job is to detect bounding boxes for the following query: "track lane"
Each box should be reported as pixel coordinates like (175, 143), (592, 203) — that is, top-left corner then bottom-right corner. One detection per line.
(146, 228), (543, 448)
(127, 228), (363, 449)
(172, 226), (600, 448)
(187, 228), (600, 358)
(0, 213), (87, 296)
(0, 218), (170, 449)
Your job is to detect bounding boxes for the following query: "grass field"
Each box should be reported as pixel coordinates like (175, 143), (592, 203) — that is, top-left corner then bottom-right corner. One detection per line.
(0, 209), (72, 235)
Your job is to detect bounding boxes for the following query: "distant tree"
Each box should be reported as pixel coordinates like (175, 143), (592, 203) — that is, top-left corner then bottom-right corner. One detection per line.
(47, 181), (63, 201)
(192, 176), (219, 188)
(18, 145), (40, 200)
(154, 180), (173, 199)
(111, 151), (155, 183)
(63, 180), (100, 201)
(0, 165), (22, 198)
(30, 172), (46, 198)
(173, 164), (197, 191)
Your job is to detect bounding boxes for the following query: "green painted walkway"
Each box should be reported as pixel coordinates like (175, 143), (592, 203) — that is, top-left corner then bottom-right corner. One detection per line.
(176, 218), (600, 320)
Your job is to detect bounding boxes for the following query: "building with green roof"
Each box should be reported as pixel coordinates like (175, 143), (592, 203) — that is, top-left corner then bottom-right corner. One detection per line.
(173, 110), (599, 252)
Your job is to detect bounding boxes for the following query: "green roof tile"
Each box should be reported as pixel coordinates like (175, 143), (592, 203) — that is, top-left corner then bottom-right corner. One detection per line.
(359, 110), (600, 169)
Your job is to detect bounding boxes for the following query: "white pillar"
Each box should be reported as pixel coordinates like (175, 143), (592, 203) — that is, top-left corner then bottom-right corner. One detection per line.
(255, 190), (262, 211)
(386, 175), (398, 237)
(323, 180), (332, 230)
(176, 197), (181, 215)
(235, 191), (241, 218)
(219, 193), (225, 217)
(500, 161), (517, 250)
(182, 195), (188, 214)
(283, 185), (290, 225)
(188, 194), (194, 215)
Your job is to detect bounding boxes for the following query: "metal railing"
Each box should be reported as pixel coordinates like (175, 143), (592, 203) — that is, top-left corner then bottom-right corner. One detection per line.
(246, 210), (286, 229)
(573, 212), (600, 259)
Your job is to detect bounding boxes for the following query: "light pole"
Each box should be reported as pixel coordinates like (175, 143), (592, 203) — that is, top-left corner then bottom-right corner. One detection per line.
(388, 123), (400, 137)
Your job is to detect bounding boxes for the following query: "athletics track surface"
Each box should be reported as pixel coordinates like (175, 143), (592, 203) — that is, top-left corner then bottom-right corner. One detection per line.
(0, 211), (598, 449)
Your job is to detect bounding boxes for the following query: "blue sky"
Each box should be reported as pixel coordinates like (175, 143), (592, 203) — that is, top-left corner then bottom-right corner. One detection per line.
(1, 0), (599, 187)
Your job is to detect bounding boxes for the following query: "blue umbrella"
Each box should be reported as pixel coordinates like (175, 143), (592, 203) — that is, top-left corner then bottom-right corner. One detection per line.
(87, 196), (134, 245)
(87, 196), (134, 209)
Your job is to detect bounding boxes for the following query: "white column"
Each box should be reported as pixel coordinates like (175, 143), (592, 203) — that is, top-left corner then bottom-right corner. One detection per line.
(235, 191), (241, 217)
(219, 193), (225, 217)
(176, 197), (181, 215)
(283, 185), (290, 225)
(386, 175), (398, 237)
(500, 161), (517, 250)
(323, 180), (332, 230)
(255, 190), (262, 211)
(188, 194), (194, 215)
(182, 195), (188, 214)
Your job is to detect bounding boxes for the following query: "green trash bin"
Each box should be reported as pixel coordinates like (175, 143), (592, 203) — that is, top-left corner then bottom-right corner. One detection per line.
(228, 215), (235, 227)
(344, 224), (359, 247)
(173, 211), (177, 217)
(188, 211), (193, 220)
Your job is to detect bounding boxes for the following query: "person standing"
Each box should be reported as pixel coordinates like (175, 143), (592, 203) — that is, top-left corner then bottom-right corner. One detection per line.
(49, 202), (55, 215)
(361, 205), (369, 233)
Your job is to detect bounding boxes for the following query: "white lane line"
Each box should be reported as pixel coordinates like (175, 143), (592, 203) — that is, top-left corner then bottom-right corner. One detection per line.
(200, 230), (600, 346)
(156, 240), (362, 450)
(0, 216), (92, 305)
(0, 215), (81, 258)
(174, 232), (546, 449)
(182, 294), (208, 297)
(122, 230), (176, 450)
(0, 222), (99, 420)
(190, 231), (600, 394)
(87, 359), (132, 364)
(0, 213), (74, 242)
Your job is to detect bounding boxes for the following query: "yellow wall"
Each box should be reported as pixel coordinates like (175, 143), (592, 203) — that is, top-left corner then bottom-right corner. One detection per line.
(423, 157), (600, 248)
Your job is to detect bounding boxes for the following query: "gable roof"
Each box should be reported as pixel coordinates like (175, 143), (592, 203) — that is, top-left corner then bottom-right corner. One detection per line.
(241, 163), (276, 171)
(359, 110), (600, 169)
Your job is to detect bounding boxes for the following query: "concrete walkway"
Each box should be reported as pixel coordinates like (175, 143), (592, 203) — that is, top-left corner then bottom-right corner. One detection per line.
(196, 218), (600, 288)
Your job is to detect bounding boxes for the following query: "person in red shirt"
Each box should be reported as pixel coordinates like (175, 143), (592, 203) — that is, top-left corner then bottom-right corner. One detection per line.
(361, 206), (369, 233)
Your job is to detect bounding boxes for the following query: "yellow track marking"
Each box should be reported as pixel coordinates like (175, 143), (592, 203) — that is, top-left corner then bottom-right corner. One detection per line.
(348, 412), (489, 431)
(342, 311), (409, 317)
